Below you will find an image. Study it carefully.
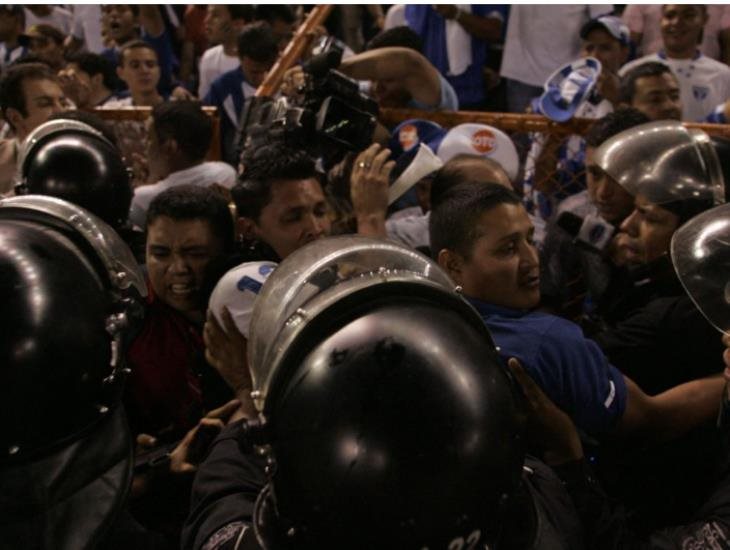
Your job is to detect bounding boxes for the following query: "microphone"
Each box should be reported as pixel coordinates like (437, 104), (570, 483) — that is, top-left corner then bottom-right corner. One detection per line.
(556, 211), (616, 253)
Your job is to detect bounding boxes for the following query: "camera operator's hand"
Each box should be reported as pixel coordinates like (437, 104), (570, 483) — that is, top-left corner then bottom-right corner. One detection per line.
(204, 307), (257, 421)
(281, 66), (307, 99)
(508, 358), (584, 466)
(303, 25), (329, 60)
(351, 144), (394, 238)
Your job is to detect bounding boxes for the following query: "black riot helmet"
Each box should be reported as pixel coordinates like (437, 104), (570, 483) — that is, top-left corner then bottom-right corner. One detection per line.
(0, 195), (146, 549)
(14, 118), (133, 230)
(245, 236), (526, 549)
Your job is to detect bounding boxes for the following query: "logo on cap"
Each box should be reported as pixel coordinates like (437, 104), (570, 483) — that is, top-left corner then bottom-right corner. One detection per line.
(471, 129), (496, 154)
(399, 124), (419, 151)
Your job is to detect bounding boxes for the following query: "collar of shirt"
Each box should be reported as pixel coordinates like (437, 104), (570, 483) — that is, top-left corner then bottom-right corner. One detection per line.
(466, 296), (529, 319)
(658, 49), (702, 61)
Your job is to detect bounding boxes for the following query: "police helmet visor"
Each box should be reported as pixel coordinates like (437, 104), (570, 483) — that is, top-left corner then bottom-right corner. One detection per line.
(671, 202), (730, 333)
(593, 120), (725, 208)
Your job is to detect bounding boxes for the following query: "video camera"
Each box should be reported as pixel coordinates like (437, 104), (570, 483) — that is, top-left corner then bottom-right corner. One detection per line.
(237, 37), (379, 167)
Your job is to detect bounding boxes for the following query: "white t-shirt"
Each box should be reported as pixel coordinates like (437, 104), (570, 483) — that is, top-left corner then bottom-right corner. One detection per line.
(198, 44), (240, 99)
(128, 161), (237, 229)
(24, 7), (73, 34)
(386, 211), (430, 250)
(619, 53), (730, 122)
(70, 5), (104, 54)
(501, 5), (611, 87)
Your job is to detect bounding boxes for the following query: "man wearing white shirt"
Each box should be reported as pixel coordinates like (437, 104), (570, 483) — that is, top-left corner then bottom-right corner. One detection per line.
(197, 5), (253, 99)
(128, 101), (236, 229)
(623, 4), (730, 63)
(619, 5), (730, 122)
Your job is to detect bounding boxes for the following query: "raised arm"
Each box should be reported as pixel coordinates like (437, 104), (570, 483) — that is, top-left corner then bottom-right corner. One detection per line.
(138, 5), (165, 38)
(339, 46), (443, 108)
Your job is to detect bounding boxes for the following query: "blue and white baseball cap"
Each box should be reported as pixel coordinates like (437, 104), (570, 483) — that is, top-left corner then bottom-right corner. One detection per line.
(539, 57), (602, 122)
(580, 15), (630, 47)
(388, 119), (447, 159)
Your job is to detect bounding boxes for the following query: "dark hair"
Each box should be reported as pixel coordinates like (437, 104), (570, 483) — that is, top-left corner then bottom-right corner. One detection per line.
(233, 143), (318, 221)
(27, 23), (65, 46)
(101, 5), (140, 17)
(66, 51), (117, 91)
(237, 22), (279, 63)
(661, 4), (707, 16)
(151, 101), (212, 162)
(254, 5), (296, 24)
(8, 53), (50, 68)
(0, 62), (56, 126)
(0, 5), (24, 28)
(584, 107), (651, 147)
(147, 185), (235, 253)
(47, 110), (119, 147)
(430, 182), (521, 259)
(618, 61), (676, 104)
(430, 156), (509, 209)
(226, 5), (255, 21)
(119, 39), (158, 66)
(366, 26), (423, 53)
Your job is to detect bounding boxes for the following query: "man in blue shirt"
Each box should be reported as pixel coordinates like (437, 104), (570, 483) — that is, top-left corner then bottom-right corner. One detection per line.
(429, 181), (724, 439)
(100, 5), (177, 95)
(204, 22), (278, 165)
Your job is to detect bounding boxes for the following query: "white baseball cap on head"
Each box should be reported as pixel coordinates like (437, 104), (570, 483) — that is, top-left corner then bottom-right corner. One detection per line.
(436, 123), (520, 182)
(208, 261), (278, 338)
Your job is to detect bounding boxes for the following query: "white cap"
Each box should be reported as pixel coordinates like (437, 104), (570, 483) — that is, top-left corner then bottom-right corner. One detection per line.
(208, 261), (278, 338)
(436, 123), (520, 182)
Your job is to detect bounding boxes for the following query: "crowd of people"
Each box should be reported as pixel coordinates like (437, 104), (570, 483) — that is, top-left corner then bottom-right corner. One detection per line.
(3, 4), (730, 550)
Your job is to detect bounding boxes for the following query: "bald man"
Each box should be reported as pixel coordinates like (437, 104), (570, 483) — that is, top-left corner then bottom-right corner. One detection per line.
(386, 154), (514, 252)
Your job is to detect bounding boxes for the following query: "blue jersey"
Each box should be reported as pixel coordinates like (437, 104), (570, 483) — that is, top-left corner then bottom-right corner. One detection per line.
(468, 298), (627, 435)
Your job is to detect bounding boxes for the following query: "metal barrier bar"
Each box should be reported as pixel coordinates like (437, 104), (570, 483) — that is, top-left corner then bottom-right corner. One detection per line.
(378, 107), (730, 138)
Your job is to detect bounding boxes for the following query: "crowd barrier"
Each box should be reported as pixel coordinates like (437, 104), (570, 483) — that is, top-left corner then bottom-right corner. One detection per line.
(380, 107), (730, 209)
